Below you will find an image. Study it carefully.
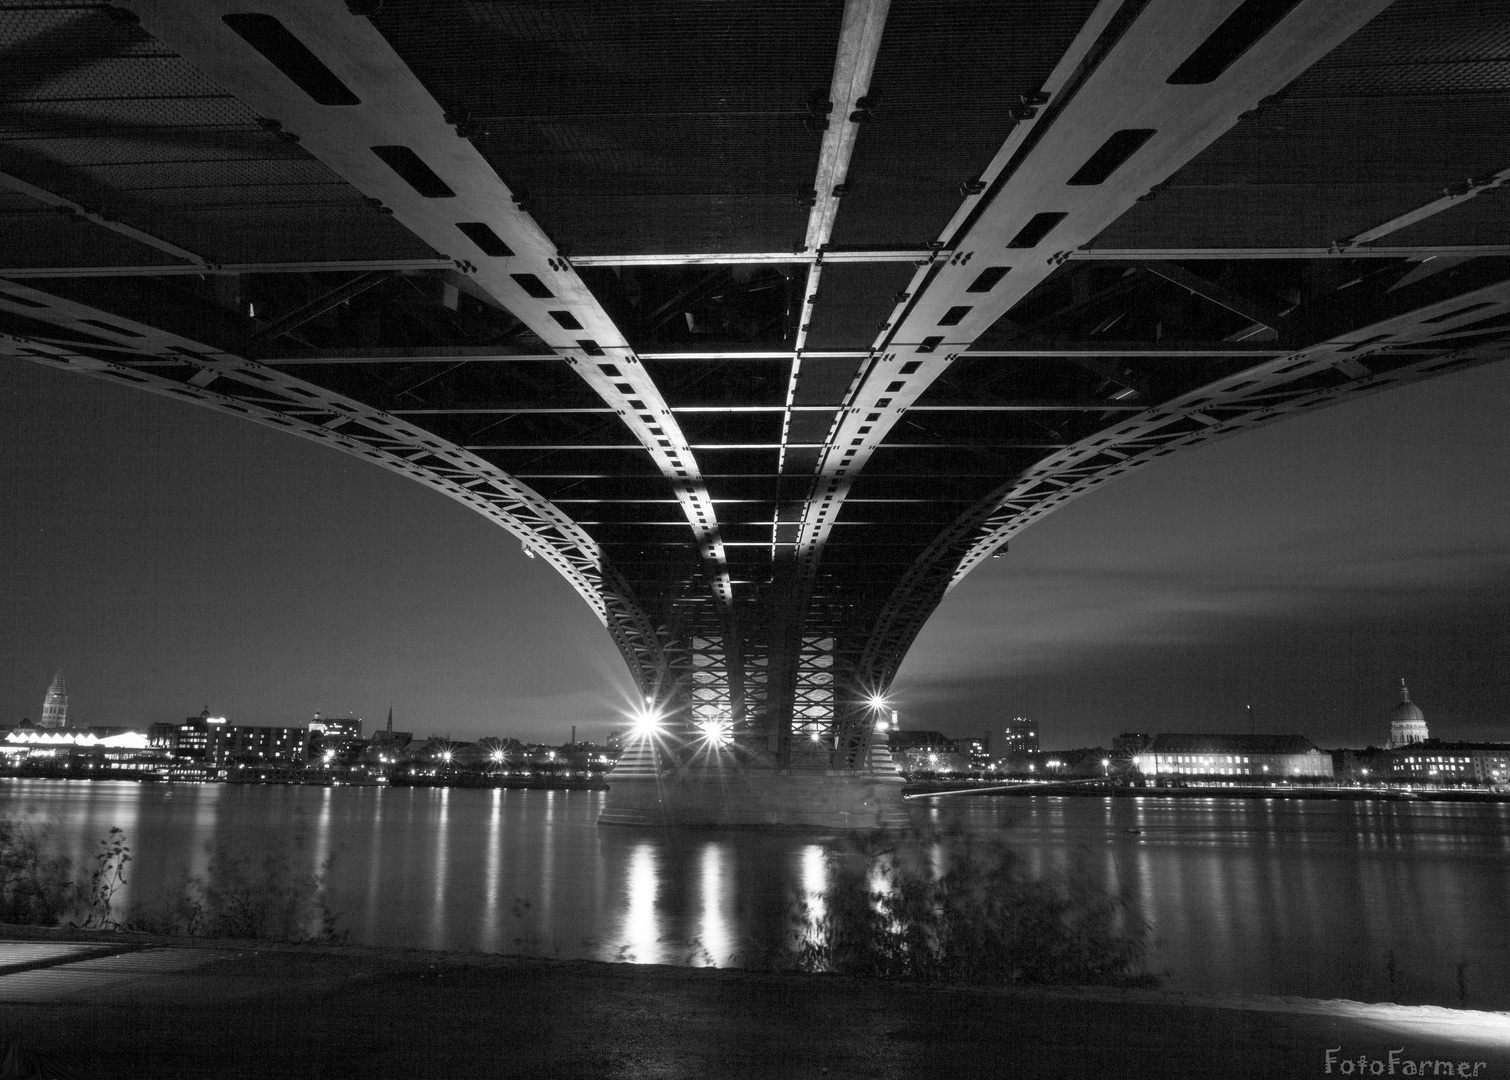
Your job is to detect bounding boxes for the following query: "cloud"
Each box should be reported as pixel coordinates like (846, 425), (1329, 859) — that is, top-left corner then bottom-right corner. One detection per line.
(901, 529), (1510, 694)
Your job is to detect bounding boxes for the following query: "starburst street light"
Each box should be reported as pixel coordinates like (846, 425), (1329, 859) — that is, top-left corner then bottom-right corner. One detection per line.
(631, 700), (664, 738)
(864, 692), (896, 732)
(695, 718), (733, 748)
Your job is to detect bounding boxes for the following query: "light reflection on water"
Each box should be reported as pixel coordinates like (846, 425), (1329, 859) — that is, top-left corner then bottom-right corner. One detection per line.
(623, 842), (660, 964)
(3, 779), (1508, 1007)
(697, 843), (732, 966)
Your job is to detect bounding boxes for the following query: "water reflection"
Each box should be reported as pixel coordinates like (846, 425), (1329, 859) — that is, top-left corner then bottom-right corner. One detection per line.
(426, 788), (450, 948)
(622, 842), (661, 964)
(364, 788), (384, 944)
(697, 844), (732, 966)
(480, 788), (503, 951)
(5, 781), (1510, 1007)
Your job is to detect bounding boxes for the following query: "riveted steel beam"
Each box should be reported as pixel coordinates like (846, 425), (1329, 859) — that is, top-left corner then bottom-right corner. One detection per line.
(0, 277), (675, 694)
(858, 280), (1510, 688)
(0, 259), (457, 278)
(791, 0), (1396, 609)
(0, 169), (209, 270)
(1341, 166), (1510, 249)
(131, 0), (734, 650)
(1072, 246), (1510, 261)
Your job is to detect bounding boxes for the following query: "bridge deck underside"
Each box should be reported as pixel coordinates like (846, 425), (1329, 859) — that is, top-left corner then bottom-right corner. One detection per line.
(3, 0), (1510, 757)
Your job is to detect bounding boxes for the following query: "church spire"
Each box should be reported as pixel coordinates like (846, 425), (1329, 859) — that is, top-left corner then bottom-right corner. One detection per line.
(40, 670), (69, 729)
(386, 704), (393, 735)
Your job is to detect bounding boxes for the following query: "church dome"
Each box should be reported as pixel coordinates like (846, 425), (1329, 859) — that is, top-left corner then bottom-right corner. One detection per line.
(1391, 699), (1424, 723)
(1386, 679), (1428, 748)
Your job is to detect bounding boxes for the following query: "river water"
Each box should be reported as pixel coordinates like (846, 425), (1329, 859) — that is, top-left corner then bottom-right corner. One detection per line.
(5, 779), (1508, 1007)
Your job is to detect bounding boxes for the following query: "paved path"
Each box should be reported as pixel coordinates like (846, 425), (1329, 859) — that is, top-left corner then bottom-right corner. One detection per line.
(0, 932), (1507, 1079)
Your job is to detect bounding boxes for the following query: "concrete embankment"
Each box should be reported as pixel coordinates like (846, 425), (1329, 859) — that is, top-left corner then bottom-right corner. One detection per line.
(1, 926), (1507, 1079)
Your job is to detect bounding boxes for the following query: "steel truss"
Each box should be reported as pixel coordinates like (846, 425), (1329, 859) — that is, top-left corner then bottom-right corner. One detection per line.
(7, 0), (1510, 779)
(0, 278), (675, 696)
(857, 284), (1510, 690)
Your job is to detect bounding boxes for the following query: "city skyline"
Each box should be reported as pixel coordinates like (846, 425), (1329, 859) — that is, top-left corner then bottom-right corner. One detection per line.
(4, 354), (1506, 749)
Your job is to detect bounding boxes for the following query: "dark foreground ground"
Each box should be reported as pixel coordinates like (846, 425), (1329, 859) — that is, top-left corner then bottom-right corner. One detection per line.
(0, 927), (1507, 1080)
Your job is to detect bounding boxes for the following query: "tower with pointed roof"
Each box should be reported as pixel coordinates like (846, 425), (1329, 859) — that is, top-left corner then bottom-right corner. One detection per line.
(1387, 679), (1429, 749)
(40, 670), (68, 729)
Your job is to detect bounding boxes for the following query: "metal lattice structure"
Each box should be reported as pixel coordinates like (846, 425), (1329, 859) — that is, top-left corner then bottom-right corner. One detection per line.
(4, 0), (1510, 766)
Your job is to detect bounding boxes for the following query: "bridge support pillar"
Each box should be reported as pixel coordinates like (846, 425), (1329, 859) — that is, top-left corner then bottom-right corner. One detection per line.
(599, 730), (907, 830)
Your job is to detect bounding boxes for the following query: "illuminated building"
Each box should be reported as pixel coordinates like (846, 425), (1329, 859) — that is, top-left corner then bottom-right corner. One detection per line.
(309, 712), (363, 740)
(1002, 718), (1040, 755)
(1, 727), (163, 773)
(1390, 742), (1510, 787)
(1135, 734), (1334, 782)
(955, 734), (992, 769)
(887, 730), (969, 774)
(40, 670), (68, 729)
(206, 722), (310, 768)
(169, 707), (214, 760)
(1386, 679), (1430, 749)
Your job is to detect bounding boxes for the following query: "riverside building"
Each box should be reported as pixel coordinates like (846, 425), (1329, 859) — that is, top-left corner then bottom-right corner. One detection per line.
(1386, 679), (1430, 748)
(1390, 743), (1510, 787)
(1135, 734), (1335, 782)
(1002, 717), (1040, 755)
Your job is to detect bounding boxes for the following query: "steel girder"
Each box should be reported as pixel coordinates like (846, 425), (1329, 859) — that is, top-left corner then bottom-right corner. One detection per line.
(128, 0), (737, 670)
(793, 0), (1397, 596)
(856, 281), (1510, 690)
(8, 0), (1510, 771)
(0, 278), (676, 696)
(783, 0), (1396, 719)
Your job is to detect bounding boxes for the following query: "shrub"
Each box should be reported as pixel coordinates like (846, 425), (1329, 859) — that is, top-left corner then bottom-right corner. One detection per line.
(793, 825), (1157, 988)
(131, 835), (344, 944)
(0, 817), (77, 926)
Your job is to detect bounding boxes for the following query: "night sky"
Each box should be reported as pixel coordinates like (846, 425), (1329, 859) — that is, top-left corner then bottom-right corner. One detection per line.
(4, 356), (1508, 750)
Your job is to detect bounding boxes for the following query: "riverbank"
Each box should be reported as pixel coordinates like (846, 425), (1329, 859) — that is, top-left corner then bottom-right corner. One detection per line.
(903, 780), (1510, 803)
(1, 926), (1507, 1079)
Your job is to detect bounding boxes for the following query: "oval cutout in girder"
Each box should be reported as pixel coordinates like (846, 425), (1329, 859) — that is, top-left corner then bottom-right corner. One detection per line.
(549, 310), (583, 330)
(937, 305), (972, 326)
(1006, 212), (1067, 249)
(511, 273), (554, 299)
(79, 318), (143, 337)
(222, 14), (360, 106)
(966, 267), (1010, 293)
(1067, 129), (1156, 185)
(455, 221), (514, 257)
(370, 145), (455, 198)
(1166, 0), (1303, 85)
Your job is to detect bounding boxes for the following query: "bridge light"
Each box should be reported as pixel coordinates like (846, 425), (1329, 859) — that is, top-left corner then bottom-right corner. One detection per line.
(632, 705), (663, 736)
(696, 719), (732, 748)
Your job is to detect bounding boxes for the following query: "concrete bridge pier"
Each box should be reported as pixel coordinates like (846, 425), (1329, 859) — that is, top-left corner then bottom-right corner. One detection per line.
(599, 727), (909, 830)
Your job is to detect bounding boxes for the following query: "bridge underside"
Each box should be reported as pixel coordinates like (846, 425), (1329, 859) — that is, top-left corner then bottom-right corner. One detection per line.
(4, 0), (1510, 790)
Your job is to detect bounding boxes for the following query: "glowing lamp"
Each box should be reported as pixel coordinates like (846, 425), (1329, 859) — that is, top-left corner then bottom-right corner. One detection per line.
(632, 706), (663, 736)
(695, 719), (732, 748)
